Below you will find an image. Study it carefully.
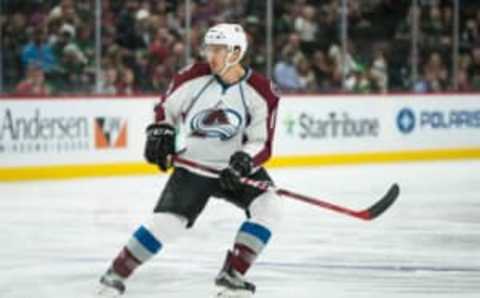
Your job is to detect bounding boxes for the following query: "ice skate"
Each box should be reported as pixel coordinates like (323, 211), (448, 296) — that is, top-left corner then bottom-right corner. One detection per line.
(215, 269), (255, 298)
(96, 269), (125, 297)
(214, 251), (255, 298)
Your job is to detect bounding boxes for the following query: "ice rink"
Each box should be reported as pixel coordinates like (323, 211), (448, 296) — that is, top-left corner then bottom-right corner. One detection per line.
(1, 160), (479, 298)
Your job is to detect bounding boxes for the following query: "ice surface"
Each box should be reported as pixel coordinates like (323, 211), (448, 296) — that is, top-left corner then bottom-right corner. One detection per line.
(1, 161), (479, 298)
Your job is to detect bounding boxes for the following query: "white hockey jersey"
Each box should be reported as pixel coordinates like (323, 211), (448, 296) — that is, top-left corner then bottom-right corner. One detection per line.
(154, 63), (279, 175)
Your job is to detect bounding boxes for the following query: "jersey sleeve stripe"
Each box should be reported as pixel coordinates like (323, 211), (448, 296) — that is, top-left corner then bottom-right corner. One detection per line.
(246, 72), (280, 166)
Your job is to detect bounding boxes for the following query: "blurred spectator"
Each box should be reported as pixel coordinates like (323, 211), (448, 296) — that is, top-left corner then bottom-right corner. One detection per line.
(152, 63), (173, 93)
(294, 5), (318, 44)
(51, 24), (75, 61)
(426, 52), (448, 89)
(48, 0), (77, 24)
(135, 9), (152, 46)
(456, 70), (472, 92)
(15, 64), (51, 96)
(296, 57), (317, 92)
(345, 65), (375, 93)
(311, 50), (333, 91)
(415, 51), (448, 92)
(244, 16), (267, 72)
(7, 13), (29, 46)
(76, 24), (95, 69)
(274, 48), (302, 92)
(395, 5), (420, 42)
(370, 48), (389, 93)
(281, 33), (306, 66)
(328, 42), (361, 82)
(100, 67), (118, 95)
(422, 5), (450, 51)
(468, 46), (480, 89)
(116, 0), (147, 51)
(3, 0), (480, 95)
(21, 28), (56, 73)
(58, 43), (90, 93)
(133, 51), (155, 92)
(462, 18), (479, 49)
(442, 6), (453, 37)
(170, 41), (187, 70)
(2, 13), (27, 89)
(273, 2), (295, 37)
(116, 68), (137, 95)
(168, 2), (187, 37)
(149, 28), (174, 65)
(192, 0), (219, 25)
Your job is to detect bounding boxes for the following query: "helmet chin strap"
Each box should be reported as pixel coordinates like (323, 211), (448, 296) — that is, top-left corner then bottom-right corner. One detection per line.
(218, 50), (239, 77)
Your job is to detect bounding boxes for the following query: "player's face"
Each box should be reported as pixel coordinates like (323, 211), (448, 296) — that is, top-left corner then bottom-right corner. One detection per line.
(204, 44), (229, 74)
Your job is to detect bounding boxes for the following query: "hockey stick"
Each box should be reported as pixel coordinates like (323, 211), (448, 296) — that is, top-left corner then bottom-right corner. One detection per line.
(173, 156), (399, 221)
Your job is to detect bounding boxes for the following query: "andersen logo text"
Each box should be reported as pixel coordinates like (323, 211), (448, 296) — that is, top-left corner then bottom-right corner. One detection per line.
(0, 108), (90, 153)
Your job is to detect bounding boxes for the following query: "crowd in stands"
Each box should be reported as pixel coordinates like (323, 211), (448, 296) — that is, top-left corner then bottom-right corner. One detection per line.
(2, 0), (480, 95)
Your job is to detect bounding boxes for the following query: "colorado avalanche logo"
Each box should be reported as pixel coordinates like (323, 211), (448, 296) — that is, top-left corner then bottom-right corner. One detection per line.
(190, 108), (242, 140)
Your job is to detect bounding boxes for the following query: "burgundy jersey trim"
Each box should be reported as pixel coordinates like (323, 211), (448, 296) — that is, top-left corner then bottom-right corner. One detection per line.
(155, 63), (211, 122)
(246, 72), (280, 166)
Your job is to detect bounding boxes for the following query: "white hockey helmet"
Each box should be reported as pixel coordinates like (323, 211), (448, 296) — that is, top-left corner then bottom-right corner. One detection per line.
(203, 23), (248, 62)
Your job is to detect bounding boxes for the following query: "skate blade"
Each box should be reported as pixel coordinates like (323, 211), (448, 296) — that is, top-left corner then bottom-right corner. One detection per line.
(96, 285), (122, 298)
(215, 288), (253, 298)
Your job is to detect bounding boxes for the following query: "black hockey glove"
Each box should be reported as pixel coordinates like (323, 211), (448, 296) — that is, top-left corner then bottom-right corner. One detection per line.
(219, 151), (253, 193)
(144, 123), (175, 171)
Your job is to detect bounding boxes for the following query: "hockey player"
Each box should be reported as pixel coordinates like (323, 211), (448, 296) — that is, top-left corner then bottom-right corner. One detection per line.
(97, 23), (281, 298)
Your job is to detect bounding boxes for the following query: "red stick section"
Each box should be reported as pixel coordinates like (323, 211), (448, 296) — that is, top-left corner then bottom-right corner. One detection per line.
(173, 156), (398, 221)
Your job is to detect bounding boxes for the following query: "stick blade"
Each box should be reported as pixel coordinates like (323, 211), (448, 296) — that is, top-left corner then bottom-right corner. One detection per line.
(358, 183), (400, 220)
